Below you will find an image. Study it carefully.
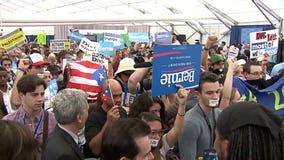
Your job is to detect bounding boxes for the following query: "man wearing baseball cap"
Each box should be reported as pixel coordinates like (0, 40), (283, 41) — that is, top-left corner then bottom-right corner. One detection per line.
(10, 53), (50, 109)
(209, 54), (227, 84)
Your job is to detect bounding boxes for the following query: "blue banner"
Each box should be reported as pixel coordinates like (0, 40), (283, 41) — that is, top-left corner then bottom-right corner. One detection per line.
(99, 41), (114, 56)
(152, 45), (202, 96)
(155, 32), (172, 45)
(47, 79), (58, 98)
(128, 32), (149, 43)
(116, 37), (125, 50)
(233, 76), (284, 117)
(70, 31), (85, 43)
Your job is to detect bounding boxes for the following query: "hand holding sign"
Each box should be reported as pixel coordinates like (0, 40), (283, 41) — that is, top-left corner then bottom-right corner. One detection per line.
(175, 84), (188, 106)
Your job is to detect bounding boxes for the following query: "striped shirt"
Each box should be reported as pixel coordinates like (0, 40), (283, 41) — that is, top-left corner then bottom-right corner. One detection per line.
(3, 106), (57, 152)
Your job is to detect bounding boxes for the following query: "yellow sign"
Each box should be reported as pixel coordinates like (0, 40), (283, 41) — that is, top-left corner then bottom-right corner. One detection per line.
(50, 39), (70, 53)
(0, 28), (27, 51)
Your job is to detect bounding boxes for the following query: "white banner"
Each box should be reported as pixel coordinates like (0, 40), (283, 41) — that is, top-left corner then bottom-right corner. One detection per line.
(79, 37), (100, 55)
(250, 29), (279, 62)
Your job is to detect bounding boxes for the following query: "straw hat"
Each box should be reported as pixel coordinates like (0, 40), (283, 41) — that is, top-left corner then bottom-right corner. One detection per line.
(114, 58), (136, 75)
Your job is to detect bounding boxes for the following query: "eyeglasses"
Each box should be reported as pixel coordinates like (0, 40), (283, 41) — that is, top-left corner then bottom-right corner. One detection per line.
(249, 71), (265, 76)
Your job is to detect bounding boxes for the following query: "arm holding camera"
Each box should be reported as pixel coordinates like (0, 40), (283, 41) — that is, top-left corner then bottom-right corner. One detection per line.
(128, 57), (152, 94)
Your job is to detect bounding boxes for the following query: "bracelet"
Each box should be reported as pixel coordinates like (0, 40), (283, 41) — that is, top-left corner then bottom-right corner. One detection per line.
(177, 112), (185, 117)
(18, 67), (27, 74)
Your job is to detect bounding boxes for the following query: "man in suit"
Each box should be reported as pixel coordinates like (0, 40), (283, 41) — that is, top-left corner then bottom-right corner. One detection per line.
(42, 89), (89, 160)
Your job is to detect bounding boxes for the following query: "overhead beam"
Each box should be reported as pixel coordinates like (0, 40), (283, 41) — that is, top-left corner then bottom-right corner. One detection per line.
(252, 0), (283, 31)
(200, 0), (238, 29)
(185, 21), (202, 34)
(186, 31), (197, 40)
(169, 23), (179, 34)
(155, 22), (170, 32)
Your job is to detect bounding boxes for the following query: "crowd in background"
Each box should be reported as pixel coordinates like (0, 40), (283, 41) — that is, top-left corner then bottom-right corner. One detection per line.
(0, 32), (284, 160)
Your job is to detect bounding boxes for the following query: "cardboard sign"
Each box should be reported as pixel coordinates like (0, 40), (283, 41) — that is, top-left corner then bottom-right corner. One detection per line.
(0, 28), (27, 52)
(155, 32), (172, 45)
(152, 45), (202, 96)
(250, 29), (279, 62)
(50, 39), (70, 53)
(128, 32), (149, 43)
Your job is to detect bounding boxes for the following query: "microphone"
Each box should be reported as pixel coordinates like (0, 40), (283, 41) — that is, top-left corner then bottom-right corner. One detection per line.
(134, 62), (152, 68)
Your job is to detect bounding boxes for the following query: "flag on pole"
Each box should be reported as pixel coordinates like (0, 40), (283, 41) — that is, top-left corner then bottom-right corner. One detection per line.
(67, 60), (106, 99)
(101, 82), (114, 104)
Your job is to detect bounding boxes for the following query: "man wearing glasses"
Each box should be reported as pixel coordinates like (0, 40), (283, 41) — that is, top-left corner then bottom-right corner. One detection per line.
(243, 61), (283, 89)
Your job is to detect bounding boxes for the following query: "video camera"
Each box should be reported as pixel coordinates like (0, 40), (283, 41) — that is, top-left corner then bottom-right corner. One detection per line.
(133, 50), (153, 91)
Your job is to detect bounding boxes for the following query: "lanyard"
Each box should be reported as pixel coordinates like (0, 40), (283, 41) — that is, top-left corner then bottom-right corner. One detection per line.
(198, 104), (216, 148)
(19, 110), (45, 139)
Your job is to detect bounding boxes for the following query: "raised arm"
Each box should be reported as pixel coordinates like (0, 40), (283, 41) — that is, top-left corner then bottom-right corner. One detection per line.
(128, 57), (151, 94)
(10, 59), (30, 109)
(201, 36), (218, 72)
(219, 58), (236, 110)
(165, 84), (188, 147)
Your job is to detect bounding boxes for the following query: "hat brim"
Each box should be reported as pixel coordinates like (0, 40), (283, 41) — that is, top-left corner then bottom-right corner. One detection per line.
(115, 68), (136, 75)
(31, 61), (50, 66)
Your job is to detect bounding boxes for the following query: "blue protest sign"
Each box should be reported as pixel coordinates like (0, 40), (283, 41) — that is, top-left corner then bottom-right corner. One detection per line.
(115, 37), (125, 50)
(152, 45), (202, 96)
(233, 76), (284, 117)
(99, 41), (114, 56)
(155, 32), (172, 45)
(70, 31), (84, 43)
(128, 32), (149, 43)
(47, 79), (58, 98)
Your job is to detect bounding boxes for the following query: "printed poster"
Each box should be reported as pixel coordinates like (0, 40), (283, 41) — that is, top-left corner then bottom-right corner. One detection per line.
(152, 45), (202, 96)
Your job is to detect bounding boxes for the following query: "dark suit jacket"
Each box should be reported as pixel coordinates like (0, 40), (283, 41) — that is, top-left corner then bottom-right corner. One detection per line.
(42, 125), (84, 160)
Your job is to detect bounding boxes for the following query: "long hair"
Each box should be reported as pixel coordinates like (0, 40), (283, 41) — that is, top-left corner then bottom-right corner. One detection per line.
(139, 112), (165, 160)
(227, 124), (284, 160)
(0, 120), (39, 160)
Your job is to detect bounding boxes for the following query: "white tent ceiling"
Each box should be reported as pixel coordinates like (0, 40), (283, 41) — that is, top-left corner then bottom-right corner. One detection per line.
(0, 0), (283, 28)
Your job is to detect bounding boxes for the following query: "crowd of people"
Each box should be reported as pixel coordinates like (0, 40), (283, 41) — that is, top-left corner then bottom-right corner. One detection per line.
(0, 31), (284, 160)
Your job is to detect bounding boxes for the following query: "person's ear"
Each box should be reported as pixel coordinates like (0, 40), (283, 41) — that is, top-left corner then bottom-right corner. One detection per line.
(77, 114), (82, 124)
(119, 157), (129, 160)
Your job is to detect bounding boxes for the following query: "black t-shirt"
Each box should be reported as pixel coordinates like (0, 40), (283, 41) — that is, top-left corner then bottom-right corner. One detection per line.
(84, 106), (127, 158)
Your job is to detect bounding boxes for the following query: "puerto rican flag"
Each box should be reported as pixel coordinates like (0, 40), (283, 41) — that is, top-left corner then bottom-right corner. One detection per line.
(67, 60), (106, 99)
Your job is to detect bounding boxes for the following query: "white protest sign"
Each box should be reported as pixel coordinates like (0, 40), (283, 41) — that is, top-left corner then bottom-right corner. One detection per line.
(228, 45), (239, 58)
(79, 37), (100, 55)
(250, 29), (279, 62)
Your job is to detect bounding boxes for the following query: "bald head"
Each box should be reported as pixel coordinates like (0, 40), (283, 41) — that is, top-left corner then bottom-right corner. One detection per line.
(103, 79), (122, 106)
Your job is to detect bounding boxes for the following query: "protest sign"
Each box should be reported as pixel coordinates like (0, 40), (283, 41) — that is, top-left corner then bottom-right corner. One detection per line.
(155, 32), (172, 45)
(70, 31), (85, 43)
(79, 37), (100, 55)
(37, 32), (46, 45)
(228, 45), (239, 58)
(152, 45), (202, 96)
(50, 39), (70, 53)
(79, 38), (108, 68)
(250, 29), (278, 62)
(103, 32), (121, 47)
(233, 76), (284, 117)
(128, 32), (149, 43)
(0, 28), (27, 52)
(99, 41), (114, 56)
